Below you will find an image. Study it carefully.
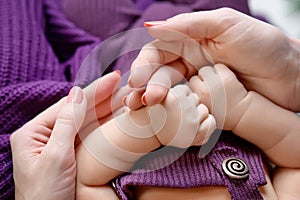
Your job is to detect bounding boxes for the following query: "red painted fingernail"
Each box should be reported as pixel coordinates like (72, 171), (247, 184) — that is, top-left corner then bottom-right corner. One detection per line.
(144, 20), (166, 27)
(115, 70), (121, 75)
(141, 94), (147, 105)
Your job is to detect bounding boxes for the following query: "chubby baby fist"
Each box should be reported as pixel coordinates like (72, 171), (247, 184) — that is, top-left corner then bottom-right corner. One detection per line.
(151, 84), (216, 148)
(189, 64), (248, 130)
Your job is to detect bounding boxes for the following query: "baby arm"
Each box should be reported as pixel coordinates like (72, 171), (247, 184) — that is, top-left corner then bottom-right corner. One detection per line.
(76, 85), (216, 199)
(189, 64), (300, 168)
(272, 167), (300, 200)
(76, 107), (161, 199)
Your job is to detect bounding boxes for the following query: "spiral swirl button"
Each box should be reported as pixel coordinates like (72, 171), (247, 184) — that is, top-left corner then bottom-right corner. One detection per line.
(222, 157), (249, 179)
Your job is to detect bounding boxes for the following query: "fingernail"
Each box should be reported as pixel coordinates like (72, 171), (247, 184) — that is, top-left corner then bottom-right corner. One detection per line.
(122, 96), (128, 106)
(115, 70), (121, 75)
(144, 20), (166, 27)
(67, 86), (83, 104)
(141, 93), (147, 105)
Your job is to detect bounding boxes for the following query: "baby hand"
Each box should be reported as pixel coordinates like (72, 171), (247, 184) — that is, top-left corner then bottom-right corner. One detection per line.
(189, 64), (249, 130)
(151, 84), (216, 148)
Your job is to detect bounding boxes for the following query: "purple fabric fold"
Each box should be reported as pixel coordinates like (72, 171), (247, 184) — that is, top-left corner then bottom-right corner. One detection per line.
(114, 132), (266, 200)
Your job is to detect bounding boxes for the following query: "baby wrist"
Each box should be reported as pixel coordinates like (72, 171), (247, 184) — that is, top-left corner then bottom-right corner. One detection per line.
(231, 91), (259, 133)
(82, 111), (161, 172)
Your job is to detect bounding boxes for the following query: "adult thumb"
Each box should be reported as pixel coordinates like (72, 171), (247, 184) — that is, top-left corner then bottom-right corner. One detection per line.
(46, 86), (87, 153)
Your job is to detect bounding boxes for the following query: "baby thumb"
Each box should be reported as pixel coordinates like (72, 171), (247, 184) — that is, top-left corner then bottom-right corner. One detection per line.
(46, 86), (87, 152)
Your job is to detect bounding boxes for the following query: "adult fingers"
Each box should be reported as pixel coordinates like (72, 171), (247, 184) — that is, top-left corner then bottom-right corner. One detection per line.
(128, 38), (212, 90)
(82, 85), (133, 129)
(81, 71), (130, 131)
(27, 98), (65, 130)
(144, 8), (241, 42)
(123, 87), (146, 110)
(128, 40), (181, 88)
(23, 71), (120, 131)
(127, 61), (188, 109)
(141, 63), (188, 106)
(128, 37), (212, 108)
(44, 87), (87, 156)
(10, 98), (66, 160)
(84, 71), (121, 110)
(82, 96), (113, 130)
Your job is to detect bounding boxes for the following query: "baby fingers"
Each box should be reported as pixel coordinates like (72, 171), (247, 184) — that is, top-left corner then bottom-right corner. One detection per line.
(192, 114), (216, 146)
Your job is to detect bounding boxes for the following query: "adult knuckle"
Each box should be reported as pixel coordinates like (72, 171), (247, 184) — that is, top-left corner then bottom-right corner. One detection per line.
(216, 7), (238, 18)
(57, 110), (75, 126)
(46, 145), (66, 162)
(215, 7), (239, 28)
(217, 7), (235, 15)
(171, 12), (191, 21)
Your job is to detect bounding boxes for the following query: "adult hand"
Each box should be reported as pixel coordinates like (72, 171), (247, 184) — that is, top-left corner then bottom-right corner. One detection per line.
(129, 8), (300, 111)
(10, 71), (123, 200)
